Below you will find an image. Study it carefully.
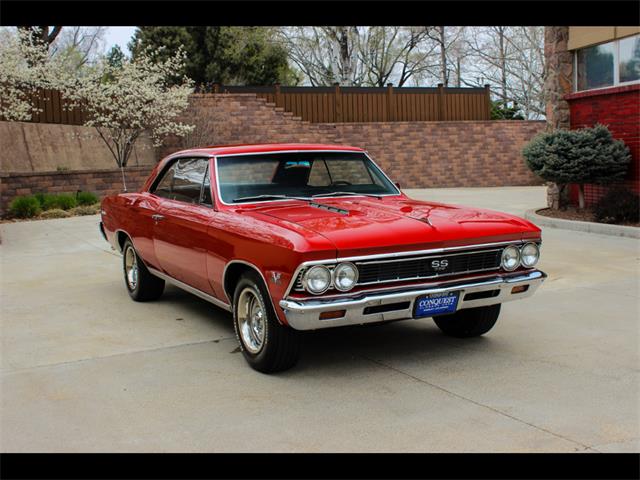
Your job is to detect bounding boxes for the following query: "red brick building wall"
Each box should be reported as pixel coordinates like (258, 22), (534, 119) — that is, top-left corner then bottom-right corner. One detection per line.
(0, 167), (151, 215)
(162, 93), (544, 189)
(565, 84), (640, 206)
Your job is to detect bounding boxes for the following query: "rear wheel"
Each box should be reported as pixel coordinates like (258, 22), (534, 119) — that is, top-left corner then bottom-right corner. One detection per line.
(233, 271), (300, 373)
(433, 304), (501, 338)
(122, 239), (165, 301)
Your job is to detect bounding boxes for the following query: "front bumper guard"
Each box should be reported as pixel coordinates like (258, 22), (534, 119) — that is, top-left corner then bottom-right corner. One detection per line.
(279, 269), (547, 330)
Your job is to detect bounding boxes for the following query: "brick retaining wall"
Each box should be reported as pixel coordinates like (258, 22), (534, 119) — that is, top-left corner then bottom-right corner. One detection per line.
(162, 93), (545, 189)
(0, 167), (151, 215)
(2, 93), (545, 215)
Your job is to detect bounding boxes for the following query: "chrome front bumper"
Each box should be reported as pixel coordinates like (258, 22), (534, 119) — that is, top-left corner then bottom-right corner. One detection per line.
(279, 270), (546, 330)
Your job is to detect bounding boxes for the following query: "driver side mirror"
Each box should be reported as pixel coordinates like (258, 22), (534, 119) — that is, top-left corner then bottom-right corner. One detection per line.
(395, 182), (402, 190)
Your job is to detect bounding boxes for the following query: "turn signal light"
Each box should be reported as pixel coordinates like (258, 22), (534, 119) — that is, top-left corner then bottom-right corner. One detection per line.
(319, 310), (346, 320)
(511, 285), (529, 294)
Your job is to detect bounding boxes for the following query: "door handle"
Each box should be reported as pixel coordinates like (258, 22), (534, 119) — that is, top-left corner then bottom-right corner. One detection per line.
(151, 214), (165, 222)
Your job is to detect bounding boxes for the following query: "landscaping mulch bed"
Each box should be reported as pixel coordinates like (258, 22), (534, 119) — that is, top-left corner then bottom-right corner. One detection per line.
(536, 207), (640, 228)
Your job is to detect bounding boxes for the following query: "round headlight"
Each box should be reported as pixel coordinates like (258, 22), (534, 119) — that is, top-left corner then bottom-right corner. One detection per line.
(303, 265), (331, 294)
(333, 262), (359, 291)
(520, 242), (540, 267)
(501, 245), (520, 271)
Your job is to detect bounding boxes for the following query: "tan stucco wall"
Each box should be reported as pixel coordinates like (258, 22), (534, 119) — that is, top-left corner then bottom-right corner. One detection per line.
(568, 26), (640, 50)
(0, 121), (156, 173)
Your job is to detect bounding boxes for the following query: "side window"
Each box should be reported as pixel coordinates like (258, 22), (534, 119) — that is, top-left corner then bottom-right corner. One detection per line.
(152, 164), (176, 199)
(308, 160), (331, 186)
(326, 160), (374, 185)
(171, 158), (207, 204)
(151, 158), (209, 204)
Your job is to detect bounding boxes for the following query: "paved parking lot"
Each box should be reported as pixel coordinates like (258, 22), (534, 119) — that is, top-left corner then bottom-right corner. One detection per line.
(1, 186), (638, 452)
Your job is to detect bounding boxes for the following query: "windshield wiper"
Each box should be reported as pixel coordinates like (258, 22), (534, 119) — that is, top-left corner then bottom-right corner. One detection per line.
(312, 191), (382, 199)
(233, 194), (311, 203)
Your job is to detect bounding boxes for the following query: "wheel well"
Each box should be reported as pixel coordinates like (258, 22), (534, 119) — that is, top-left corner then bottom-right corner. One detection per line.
(116, 231), (129, 253)
(224, 262), (265, 303)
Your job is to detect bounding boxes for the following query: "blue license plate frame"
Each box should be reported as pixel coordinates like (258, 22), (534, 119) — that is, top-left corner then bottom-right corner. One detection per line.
(414, 291), (460, 318)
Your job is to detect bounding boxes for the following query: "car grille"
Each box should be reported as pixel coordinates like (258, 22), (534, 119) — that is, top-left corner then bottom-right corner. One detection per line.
(356, 249), (503, 285)
(293, 247), (504, 291)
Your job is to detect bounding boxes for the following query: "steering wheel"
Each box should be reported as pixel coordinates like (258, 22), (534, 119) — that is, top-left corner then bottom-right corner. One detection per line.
(330, 181), (352, 186)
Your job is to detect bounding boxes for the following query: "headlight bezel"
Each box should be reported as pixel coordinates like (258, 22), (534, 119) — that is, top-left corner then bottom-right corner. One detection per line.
(302, 265), (332, 294)
(520, 242), (540, 268)
(501, 245), (521, 271)
(333, 262), (359, 292)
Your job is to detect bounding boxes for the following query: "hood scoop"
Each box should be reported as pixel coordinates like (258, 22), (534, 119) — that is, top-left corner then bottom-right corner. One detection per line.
(309, 201), (349, 215)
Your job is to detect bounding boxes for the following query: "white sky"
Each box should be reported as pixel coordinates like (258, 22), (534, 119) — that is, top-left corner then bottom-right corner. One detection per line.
(104, 27), (137, 54)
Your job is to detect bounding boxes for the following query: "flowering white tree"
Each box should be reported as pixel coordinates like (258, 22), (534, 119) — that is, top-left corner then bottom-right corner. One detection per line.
(58, 47), (195, 170)
(0, 27), (64, 121)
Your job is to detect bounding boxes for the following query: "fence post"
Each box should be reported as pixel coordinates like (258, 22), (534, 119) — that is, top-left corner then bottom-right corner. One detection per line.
(437, 83), (445, 121)
(274, 83), (281, 107)
(334, 83), (342, 122)
(484, 84), (491, 120)
(386, 83), (394, 122)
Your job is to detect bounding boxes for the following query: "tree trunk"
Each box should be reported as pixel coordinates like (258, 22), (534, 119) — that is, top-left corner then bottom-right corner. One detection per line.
(439, 27), (448, 86)
(578, 184), (585, 210)
(498, 27), (508, 105)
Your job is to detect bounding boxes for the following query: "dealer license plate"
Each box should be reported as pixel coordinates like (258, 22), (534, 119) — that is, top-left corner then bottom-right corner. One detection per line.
(414, 291), (460, 318)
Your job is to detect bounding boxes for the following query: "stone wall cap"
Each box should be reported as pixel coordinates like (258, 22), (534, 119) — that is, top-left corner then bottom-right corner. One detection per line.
(565, 83), (640, 101)
(0, 165), (155, 178)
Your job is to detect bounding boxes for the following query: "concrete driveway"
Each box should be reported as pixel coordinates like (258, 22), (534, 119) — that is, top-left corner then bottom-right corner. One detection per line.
(1, 186), (638, 452)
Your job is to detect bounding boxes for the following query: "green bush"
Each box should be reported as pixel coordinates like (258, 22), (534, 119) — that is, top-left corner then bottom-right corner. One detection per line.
(76, 191), (99, 206)
(491, 100), (524, 120)
(523, 124), (631, 208)
(41, 193), (77, 210)
(39, 208), (71, 219)
(9, 195), (41, 218)
(593, 186), (640, 224)
(36, 193), (57, 210)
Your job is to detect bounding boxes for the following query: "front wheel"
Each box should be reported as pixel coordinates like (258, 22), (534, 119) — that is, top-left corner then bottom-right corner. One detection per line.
(233, 271), (300, 373)
(433, 304), (501, 338)
(122, 239), (165, 302)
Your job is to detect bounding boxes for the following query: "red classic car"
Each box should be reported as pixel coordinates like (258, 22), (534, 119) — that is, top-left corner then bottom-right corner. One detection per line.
(100, 143), (546, 373)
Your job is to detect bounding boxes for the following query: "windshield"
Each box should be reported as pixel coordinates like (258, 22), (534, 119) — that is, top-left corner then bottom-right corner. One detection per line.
(216, 151), (399, 204)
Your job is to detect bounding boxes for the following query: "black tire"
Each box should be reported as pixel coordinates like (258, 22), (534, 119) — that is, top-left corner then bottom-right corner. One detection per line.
(232, 271), (300, 373)
(122, 238), (165, 302)
(433, 304), (501, 338)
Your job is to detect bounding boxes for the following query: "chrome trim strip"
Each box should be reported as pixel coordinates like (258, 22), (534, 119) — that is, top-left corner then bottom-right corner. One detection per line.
(221, 259), (272, 305)
(354, 248), (502, 266)
(279, 270), (547, 330)
(148, 267), (232, 312)
(283, 240), (538, 297)
(289, 269), (538, 301)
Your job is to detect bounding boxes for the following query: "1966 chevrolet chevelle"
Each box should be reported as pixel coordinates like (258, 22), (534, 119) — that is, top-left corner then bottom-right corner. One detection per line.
(100, 143), (546, 373)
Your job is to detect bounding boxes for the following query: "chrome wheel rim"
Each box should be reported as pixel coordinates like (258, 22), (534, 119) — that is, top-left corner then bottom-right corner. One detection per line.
(124, 246), (138, 290)
(237, 287), (266, 354)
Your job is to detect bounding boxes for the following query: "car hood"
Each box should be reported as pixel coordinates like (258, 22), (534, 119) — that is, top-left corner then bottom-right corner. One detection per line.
(244, 196), (541, 257)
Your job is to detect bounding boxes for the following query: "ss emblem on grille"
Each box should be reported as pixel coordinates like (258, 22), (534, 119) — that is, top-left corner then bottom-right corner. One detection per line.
(431, 259), (449, 271)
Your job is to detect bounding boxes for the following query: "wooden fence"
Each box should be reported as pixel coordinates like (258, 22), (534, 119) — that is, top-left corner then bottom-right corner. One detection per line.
(0, 89), (87, 125)
(3, 84), (492, 126)
(214, 84), (492, 122)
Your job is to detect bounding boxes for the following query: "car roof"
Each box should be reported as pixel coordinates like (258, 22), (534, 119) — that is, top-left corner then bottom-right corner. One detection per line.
(170, 143), (365, 157)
